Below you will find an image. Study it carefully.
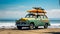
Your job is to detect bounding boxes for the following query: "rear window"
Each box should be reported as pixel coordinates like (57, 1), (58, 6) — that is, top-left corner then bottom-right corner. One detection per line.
(38, 15), (48, 19)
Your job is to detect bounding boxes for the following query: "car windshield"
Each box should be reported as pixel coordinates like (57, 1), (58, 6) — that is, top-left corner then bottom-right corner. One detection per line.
(25, 14), (36, 18)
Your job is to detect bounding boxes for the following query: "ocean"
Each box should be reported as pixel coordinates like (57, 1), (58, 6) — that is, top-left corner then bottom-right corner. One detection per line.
(0, 20), (60, 29)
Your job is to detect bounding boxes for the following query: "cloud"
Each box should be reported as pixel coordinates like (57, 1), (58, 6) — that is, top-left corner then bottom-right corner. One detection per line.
(0, 9), (60, 19)
(0, 5), (32, 19)
(46, 9), (60, 18)
(0, 10), (27, 19)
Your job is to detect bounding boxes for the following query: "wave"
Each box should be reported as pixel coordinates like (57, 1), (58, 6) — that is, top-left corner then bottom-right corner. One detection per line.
(0, 23), (60, 29)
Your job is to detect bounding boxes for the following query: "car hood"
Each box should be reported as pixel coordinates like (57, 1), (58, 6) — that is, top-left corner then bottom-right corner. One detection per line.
(20, 18), (35, 21)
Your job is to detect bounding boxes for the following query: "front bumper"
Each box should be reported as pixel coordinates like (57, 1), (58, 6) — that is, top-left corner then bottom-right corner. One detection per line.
(16, 24), (29, 27)
(16, 21), (29, 27)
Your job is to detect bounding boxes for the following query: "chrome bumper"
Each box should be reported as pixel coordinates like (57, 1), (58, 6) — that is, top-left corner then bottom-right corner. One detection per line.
(16, 24), (29, 26)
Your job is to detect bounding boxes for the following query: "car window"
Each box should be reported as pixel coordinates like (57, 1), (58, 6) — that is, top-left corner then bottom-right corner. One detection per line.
(25, 14), (36, 18)
(43, 16), (47, 18)
(38, 16), (40, 18)
(39, 15), (47, 19)
(40, 16), (43, 19)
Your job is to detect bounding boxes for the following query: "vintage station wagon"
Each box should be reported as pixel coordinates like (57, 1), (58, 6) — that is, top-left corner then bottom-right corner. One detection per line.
(16, 7), (50, 29)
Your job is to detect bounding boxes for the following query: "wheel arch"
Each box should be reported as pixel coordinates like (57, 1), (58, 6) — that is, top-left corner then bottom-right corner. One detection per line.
(30, 22), (35, 26)
(45, 23), (48, 25)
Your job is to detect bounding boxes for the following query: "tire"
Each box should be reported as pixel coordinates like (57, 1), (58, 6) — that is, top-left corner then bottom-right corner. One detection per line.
(35, 26), (38, 29)
(44, 24), (48, 29)
(17, 26), (22, 29)
(29, 23), (34, 30)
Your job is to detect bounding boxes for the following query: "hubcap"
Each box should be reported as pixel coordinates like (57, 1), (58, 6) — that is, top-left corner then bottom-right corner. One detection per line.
(30, 24), (34, 29)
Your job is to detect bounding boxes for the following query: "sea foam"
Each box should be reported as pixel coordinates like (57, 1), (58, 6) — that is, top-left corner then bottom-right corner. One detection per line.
(0, 22), (60, 29)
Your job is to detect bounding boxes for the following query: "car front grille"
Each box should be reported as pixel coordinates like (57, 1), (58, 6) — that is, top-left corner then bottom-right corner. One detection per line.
(16, 21), (26, 24)
(20, 22), (26, 24)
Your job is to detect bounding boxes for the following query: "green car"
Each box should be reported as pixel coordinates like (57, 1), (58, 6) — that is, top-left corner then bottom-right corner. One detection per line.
(16, 13), (50, 29)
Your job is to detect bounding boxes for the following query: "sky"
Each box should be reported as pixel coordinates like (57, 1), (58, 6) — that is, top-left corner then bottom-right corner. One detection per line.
(0, 0), (60, 19)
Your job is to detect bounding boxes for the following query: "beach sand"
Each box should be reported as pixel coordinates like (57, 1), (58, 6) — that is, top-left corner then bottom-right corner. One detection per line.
(0, 28), (60, 34)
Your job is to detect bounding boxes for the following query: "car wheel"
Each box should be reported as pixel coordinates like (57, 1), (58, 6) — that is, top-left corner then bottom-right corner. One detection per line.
(29, 23), (34, 30)
(17, 26), (22, 29)
(35, 26), (38, 29)
(44, 24), (48, 29)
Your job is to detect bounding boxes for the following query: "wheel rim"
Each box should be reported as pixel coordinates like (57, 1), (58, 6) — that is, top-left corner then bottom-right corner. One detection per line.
(44, 24), (48, 28)
(30, 24), (34, 29)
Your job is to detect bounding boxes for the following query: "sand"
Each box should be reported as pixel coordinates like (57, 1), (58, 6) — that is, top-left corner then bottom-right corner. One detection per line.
(0, 28), (60, 34)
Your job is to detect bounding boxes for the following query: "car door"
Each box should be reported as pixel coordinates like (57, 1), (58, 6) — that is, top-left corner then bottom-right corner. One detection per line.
(36, 16), (42, 26)
(42, 15), (49, 23)
(40, 15), (48, 26)
(39, 15), (45, 26)
(34, 15), (41, 26)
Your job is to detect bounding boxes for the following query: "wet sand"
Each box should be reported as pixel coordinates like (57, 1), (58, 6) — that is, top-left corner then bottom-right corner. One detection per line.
(0, 28), (60, 34)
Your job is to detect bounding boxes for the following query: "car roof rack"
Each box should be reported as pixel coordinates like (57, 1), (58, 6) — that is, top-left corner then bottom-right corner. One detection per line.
(27, 7), (46, 15)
